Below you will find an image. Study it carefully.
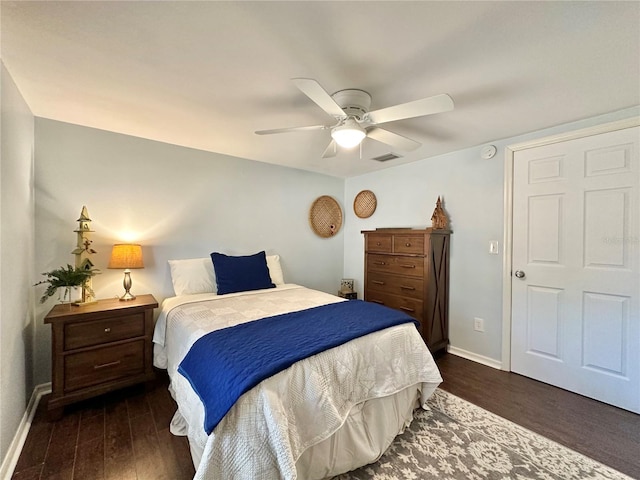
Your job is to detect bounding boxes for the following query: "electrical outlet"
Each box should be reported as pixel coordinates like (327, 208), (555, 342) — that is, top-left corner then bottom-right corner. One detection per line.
(473, 317), (485, 332)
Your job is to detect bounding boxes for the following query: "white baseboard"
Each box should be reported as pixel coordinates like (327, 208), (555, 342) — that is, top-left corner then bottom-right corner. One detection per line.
(0, 383), (52, 479)
(447, 345), (504, 370)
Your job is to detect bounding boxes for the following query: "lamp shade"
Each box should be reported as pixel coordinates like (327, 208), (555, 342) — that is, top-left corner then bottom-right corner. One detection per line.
(108, 244), (144, 269)
(331, 118), (366, 148)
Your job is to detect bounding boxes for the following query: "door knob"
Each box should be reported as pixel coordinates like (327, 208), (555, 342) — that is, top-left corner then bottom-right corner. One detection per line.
(514, 270), (526, 279)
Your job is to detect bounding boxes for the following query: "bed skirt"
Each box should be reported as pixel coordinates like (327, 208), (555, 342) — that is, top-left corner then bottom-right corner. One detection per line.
(171, 382), (436, 480)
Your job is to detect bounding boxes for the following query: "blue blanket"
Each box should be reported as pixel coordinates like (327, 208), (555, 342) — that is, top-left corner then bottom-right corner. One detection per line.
(178, 300), (418, 434)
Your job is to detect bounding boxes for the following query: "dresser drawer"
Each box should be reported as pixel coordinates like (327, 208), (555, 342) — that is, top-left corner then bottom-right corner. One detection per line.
(367, 254), (424, 278)
(393, 235), (425, 254)
(64, 340), (145, 392)
(365, 292), (424, 322)
(367, 272), (424, 300)
(64, 313), (145, 351)
(366, 234), (392, 253)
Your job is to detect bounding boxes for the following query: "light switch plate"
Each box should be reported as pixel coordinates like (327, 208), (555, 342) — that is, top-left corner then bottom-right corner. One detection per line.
(489, 240), (499, 254)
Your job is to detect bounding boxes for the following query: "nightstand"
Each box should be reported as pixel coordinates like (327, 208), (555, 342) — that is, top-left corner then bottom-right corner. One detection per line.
(44, 294), (158, 419)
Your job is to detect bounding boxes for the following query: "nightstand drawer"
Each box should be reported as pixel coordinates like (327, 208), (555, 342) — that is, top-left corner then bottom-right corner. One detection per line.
(367, 272), (424, 300)
(64, 313), (145, 350)
(64, 340), (145, 392)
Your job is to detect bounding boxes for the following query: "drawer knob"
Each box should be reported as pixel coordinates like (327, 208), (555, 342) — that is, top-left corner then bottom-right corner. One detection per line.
(405, 242), (411, 247)
(400, 306), (415, 313)
(400, 285), (416, 291)
(400, 264), (416, 269)
(104, 327), (111, 333)
(371, 300), (384, 305)
(94, 360), (121, 370)
(376, 242), (381, 246)
(374, 261), (386, 266)
(372, 280), (385, 285)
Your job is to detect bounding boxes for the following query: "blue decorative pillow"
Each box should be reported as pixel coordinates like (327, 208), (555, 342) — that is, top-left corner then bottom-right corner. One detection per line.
(211, 251), (276, 295)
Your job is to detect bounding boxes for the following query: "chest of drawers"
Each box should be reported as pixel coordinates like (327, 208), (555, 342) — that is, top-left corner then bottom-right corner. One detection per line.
(362, 228), (450, 352)
(44, 294), (158, 419)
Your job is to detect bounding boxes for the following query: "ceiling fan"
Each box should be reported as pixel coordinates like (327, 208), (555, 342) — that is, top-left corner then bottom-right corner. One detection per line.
(255, 78), (454, 158)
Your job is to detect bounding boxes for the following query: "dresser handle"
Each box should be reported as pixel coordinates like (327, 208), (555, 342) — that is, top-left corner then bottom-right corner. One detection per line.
(400, 285), (415, 290)
(399, 306), (415, 313)
(373, 261), (386, 266)
(94, 360), (121, 370)
(104, 327), (111, 333)
(376, 242), (381, 246)
(400, 264), (416, 269)
(372, 280), (385, 285)
(371, 300), (384, 305)
(405, 242), (411, 247)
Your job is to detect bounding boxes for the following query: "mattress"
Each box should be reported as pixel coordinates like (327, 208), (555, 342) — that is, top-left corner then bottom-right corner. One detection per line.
(153, 284), (442, 479)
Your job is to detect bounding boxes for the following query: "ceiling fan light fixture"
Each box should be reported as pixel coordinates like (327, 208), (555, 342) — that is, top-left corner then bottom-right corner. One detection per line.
(331, 118), (366, 148)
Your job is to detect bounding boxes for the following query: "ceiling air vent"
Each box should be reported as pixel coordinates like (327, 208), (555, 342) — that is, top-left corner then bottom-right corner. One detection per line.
(371, 153), (402, 162)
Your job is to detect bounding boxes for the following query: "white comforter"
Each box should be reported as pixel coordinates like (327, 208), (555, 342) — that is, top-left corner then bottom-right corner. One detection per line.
(153, 284), (442, 479)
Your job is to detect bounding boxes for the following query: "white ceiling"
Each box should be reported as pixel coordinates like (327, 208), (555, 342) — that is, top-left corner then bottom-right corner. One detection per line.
(2, 1), (639, 178)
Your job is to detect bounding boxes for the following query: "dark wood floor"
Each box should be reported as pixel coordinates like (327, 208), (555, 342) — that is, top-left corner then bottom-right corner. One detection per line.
(11, 353), (640, 479)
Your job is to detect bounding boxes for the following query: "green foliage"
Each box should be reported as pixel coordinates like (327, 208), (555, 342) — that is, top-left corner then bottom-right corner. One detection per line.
(34, 264), (97, 304)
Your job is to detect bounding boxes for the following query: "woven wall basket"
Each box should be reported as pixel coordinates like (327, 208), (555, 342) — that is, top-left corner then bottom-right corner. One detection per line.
(309, 195), (343, 238)
(353, 190), (377, 218)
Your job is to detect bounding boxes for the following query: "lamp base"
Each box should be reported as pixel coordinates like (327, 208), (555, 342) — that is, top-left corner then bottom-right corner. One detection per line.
(119, 291), (136, 301)
(119, 270), (136, 301)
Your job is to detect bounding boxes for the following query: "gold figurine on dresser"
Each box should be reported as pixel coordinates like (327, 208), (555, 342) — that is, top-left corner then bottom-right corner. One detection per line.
(362, 227), (450, 353)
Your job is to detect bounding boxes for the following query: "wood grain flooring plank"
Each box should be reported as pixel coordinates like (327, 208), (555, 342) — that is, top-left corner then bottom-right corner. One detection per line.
(126, 391), (151, 420)
(105, 402), (132, 459)
(40, 411), (80, 479)
(104, 396), (136, 480)
(73, 436), (104, 480)
(78, 411), (104, 445)
(10, 464), (42, 480)
(129, 413), (168, 479)
(146, 386), (176, 431)
(104, 458), (137, 480)
(156, 428), (195, 480)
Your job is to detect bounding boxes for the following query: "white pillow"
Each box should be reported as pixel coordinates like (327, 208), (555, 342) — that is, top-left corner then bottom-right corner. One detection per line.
(168, 258), (216, 296)
(266, 254), (285, 285)
(168, 254), (285, 296)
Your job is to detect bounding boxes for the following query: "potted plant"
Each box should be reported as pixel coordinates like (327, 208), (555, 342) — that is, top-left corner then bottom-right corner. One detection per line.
(34, 264), (96, 304)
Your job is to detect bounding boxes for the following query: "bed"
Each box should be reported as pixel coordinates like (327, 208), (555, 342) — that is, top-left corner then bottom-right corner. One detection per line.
(153, 253), (442, 479)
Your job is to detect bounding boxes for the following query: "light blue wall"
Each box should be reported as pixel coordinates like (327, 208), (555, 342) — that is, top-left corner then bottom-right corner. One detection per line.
(0, 63), (35, 469)
(33, 119), (345, 385)
(344, 106), (640, 364)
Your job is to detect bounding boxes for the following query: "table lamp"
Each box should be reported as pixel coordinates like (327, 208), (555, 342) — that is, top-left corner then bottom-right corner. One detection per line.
(108, 243), (144, 300)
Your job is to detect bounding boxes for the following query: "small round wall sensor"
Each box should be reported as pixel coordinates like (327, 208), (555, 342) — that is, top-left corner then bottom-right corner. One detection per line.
(481, 144), (497, 159)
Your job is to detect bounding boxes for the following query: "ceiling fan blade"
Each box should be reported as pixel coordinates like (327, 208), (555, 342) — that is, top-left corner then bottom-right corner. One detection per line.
(292, 78), (346, 118)
(322, 139), (337, 158)
(367, 93), (454, 125)
(366, 127), (422, 151)
(255, 124), (328, 135)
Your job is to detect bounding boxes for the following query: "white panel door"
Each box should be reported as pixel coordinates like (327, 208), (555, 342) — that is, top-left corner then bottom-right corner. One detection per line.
(511, 126), (639, 413)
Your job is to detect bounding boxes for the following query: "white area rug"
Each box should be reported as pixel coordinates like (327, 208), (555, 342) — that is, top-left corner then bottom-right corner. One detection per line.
(336, 388), (631, 480)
